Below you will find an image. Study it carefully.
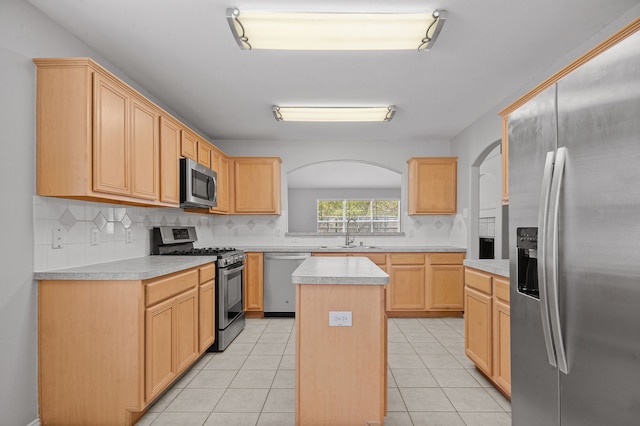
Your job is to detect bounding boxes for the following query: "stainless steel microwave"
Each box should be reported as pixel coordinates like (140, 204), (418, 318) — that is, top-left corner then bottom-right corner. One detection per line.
(180, 157), (217, 208)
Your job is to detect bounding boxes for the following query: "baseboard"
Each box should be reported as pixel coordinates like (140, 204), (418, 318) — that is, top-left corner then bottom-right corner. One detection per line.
(26, 418), (40, 426)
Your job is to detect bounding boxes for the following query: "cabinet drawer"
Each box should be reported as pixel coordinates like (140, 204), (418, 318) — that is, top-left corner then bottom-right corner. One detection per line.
(465, 268), (492, 294)
(353, 253), (387, 266)
(430, 252), (464, 265)
(146, 269), (199, 306)
(494, 276), (510, 303)
(390, 253), (425, 265)
(199, 264), (215, 284)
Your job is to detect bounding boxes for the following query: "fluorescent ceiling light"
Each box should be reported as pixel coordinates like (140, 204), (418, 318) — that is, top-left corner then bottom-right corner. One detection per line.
(227, 8), (446, 51)
(272, 106), (396, 122)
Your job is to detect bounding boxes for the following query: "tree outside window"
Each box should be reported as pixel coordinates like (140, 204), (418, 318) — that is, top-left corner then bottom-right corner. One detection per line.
(317, 199), (400, 233)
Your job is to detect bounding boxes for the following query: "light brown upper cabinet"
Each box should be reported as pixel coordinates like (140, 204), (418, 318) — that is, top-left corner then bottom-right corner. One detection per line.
(209, 147), (229, 214)
(231, 157), (282, 214)
(181, 128), (214, 169)
(498, 18), (640, 205)
(159, 116), (181, 206)
(407, 157), (458, 214)
(34, 57), (180, 207)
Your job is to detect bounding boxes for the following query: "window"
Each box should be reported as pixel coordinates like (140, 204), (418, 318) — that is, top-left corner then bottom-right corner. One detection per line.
(317, 199), (400, 233)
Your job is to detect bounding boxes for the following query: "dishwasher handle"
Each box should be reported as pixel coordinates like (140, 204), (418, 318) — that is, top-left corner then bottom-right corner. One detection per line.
(264, 253), (311, 261)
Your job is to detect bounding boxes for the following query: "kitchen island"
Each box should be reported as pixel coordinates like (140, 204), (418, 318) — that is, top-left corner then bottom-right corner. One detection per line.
(292, 256), (389, 426)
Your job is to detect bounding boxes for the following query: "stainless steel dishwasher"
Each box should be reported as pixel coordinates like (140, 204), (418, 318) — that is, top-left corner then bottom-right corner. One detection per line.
(264, 252), (310, 316)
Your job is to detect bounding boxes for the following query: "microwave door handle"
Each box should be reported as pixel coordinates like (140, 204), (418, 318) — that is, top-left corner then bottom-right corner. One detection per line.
(207, 177), (214, 201)
(538, 150), (557, 368)
(547, 147), (569, 374)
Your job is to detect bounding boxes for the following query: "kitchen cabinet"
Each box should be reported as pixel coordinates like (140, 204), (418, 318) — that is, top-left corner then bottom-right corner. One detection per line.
(244, 252), (264, 316)
(159, 115), (181, 206)
(388, 253), (426, 311)
(231, 157), (282, 214)
(181, 128), (215, 169)
(38, 262), (213, 426)
(209, 147), (229, 214)
(464, 266), (511, 397)
(35, 58), (185, 206)
(312, 251), (464, 316)
(492, 276), (511, 396)
(145, 268), (199, 401)
(198, 264), (216, 353)
(427, 253), (465, 310)
(407, 157), (458, 214)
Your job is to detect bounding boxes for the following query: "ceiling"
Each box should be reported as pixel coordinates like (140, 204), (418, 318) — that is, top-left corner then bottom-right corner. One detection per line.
(27, 0), (640, 144)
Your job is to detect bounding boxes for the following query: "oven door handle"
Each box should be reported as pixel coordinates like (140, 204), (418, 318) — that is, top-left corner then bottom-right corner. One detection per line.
(220, 263), (245, 277)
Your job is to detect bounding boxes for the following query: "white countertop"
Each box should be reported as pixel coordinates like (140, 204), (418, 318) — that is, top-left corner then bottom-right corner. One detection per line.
(34, 256), (217, 281)
(463, 259), (510, 277)
(240, 245), (466, 253)
(292, 256), (389, 285)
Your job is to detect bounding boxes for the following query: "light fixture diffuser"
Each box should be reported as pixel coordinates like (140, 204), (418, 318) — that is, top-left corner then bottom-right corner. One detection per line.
(272, 106), (396, 122)
(227, 8), (446, 51)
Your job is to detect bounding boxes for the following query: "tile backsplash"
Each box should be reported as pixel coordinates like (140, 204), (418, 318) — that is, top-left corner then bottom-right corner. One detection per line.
(34, 196), (466, 271)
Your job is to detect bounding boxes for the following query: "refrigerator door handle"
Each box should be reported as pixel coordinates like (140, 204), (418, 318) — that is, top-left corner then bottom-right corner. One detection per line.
(547, 146), (569, 374)
(538, 150), (558, 367)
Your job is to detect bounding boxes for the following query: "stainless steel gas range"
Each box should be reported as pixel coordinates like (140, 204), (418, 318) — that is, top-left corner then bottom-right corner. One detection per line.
(152, 226), (245, 351)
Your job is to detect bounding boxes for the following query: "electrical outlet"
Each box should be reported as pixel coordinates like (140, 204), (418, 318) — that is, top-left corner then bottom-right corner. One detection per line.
(125, 228), (133, 243)
(329, 311), (352, 327)
(90, 228), (99, 246)
(52, 227), (63, 249)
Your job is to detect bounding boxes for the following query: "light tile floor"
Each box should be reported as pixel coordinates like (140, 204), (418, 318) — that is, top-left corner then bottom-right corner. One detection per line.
(136, 317), (511, 426)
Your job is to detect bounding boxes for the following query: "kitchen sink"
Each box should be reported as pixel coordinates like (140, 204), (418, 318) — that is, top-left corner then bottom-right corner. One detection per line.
(317, 245), (379, 249)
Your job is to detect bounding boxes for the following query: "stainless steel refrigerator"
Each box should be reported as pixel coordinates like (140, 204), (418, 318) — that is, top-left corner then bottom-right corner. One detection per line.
(508, 28), (640, 425)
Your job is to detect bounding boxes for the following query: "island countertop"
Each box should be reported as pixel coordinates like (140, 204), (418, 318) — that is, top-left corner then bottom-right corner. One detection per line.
(292, 256), (389, 285)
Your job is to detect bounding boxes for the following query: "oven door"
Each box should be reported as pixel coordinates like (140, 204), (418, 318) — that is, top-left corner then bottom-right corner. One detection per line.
(218, 263), (244, 329)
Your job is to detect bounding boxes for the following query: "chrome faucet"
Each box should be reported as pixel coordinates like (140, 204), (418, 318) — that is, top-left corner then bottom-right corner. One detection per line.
(345, 218), (359, 246)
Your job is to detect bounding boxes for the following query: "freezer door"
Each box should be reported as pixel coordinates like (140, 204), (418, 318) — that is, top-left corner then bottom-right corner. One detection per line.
(556, 29), (640, 425)
(508, 83), (560, 426)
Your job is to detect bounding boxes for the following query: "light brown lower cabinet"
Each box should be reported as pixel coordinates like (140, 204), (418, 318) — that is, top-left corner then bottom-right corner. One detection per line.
(312, 251), (465, 317)
(464, 267), (511, 398)
(244, 252), (264, 317)
(38, 262), (214, 426)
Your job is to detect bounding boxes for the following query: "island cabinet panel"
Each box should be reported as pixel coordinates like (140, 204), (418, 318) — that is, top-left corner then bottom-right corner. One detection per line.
(38, 262), (214, 426)
(296, 284), (386, 425)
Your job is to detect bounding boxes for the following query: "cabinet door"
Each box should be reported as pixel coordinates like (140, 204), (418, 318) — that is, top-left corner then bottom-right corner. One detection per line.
(175, 288), (199, 373)
(145, 297), (176, 402)
(181, 129), (197, 161)
(388, 265), (426, 311)
(197, 141), (213, 169)
(464, 287), (492, 375)
(427, 264), (464, 310)
(210, 149), (229, 213)
(232, 158), (281, 214)
(244, 252), (264, 312)
(159, 116), (181, 205)
(408, 157), (457, 214)
(493, 298), (511, 396)
(199, 281), (215, 353)
(93, 73), (130, 195)
(130, 97), (159, 200)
